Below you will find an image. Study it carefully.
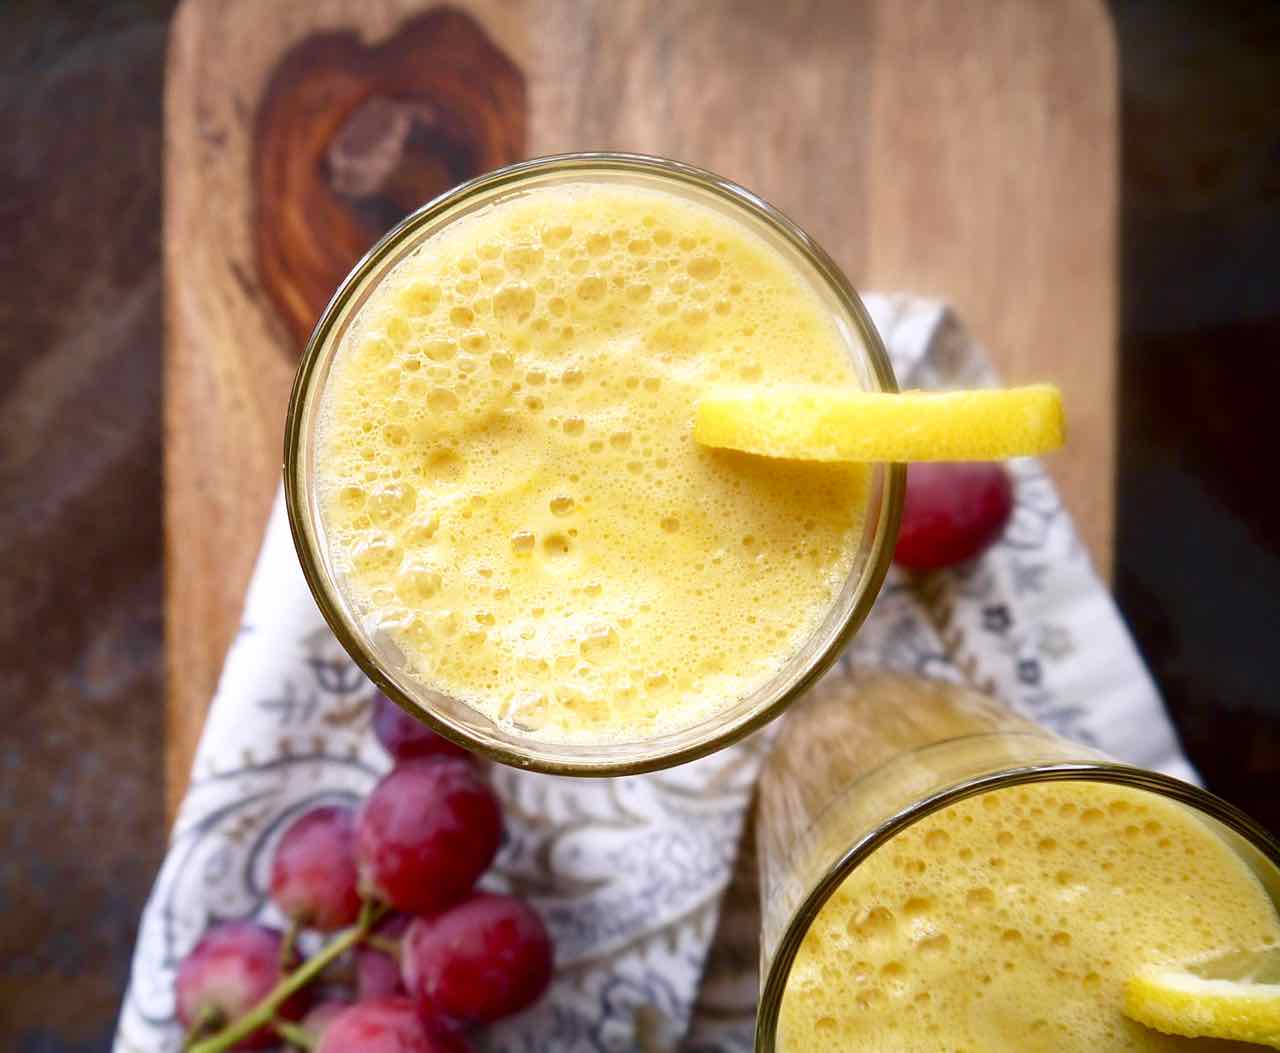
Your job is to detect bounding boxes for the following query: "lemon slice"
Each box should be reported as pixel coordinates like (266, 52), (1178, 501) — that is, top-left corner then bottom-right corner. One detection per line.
(693, 384), (1064, 462)
(1124, 947), (1280, 1048)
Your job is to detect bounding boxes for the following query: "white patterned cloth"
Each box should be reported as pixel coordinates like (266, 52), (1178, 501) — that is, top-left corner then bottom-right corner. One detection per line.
(114, 296), (1192, 1053)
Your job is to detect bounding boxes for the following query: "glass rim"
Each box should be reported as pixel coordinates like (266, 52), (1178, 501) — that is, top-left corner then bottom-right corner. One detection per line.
(754, 760), (1280, 1050)
(283, 151), (905, 777)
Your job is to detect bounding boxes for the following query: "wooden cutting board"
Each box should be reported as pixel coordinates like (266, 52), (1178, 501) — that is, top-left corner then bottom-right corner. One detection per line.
(164, 0), (1117, 818)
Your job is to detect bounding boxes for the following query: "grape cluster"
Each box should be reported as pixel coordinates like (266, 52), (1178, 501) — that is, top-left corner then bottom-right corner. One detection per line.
(176, 693), (553, 1053)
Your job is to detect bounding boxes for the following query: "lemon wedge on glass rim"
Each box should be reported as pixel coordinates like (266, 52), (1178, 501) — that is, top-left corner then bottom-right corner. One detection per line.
(693, 383), (1063, 462)
(1123, 947), (1280, 1048)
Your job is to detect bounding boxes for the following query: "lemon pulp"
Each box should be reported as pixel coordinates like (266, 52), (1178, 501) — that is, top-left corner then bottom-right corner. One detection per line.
(695, 383), (1065, 462)
(1125, 947), (1280, 1048)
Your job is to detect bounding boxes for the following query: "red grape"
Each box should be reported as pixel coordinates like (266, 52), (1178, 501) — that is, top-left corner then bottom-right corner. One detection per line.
(371, 692), (471, 763)
(374, 912), (413, 940)
(291, 1000), (350, 1049)
(353, 916), (407, 997)
(175, 922), (302, 1049)
(403, 893), (553, 1026)
(356, 946), (405, 999)
(315, 997), (469, 1053)
(893, 462), (1014, 570)
(270, 805), (362, 931)
(355, 909), (409, 998)
(356, 759), (502, 915)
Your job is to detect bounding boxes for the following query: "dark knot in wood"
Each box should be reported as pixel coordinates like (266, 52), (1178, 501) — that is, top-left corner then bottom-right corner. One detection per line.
(253, 7), (526, 352)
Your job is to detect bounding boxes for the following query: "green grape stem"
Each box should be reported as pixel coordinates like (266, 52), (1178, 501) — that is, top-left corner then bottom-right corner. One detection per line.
(280, 919), (301, 970)
(363, 934), (402, 960)
(181, 1005), (222, 1050)
(272, 1018), (316, 1051)
(187, 901), (386, 1053)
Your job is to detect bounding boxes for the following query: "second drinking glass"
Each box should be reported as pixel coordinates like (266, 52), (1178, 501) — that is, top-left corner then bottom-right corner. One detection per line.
(754, 667), (1280, 1051)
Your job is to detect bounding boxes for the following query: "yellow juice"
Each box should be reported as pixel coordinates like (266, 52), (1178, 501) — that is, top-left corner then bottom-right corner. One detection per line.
(313, 184), (868, 743)
(779, 780), (1280, 1051)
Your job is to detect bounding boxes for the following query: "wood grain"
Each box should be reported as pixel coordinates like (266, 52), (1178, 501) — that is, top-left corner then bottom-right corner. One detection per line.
(165, 0), (1117, 818)
(164, 0), (523, 819)
(255, 7), (525, 347)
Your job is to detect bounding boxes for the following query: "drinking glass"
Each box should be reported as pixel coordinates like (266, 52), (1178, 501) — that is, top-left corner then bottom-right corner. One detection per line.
(754, 666), (1280, 1049)
(284, 153), (904, 776)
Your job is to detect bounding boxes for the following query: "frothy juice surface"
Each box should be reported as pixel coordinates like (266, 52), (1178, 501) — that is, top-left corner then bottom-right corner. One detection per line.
(314, 184), (868, 743)
(780, 781), (1280, 1051)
